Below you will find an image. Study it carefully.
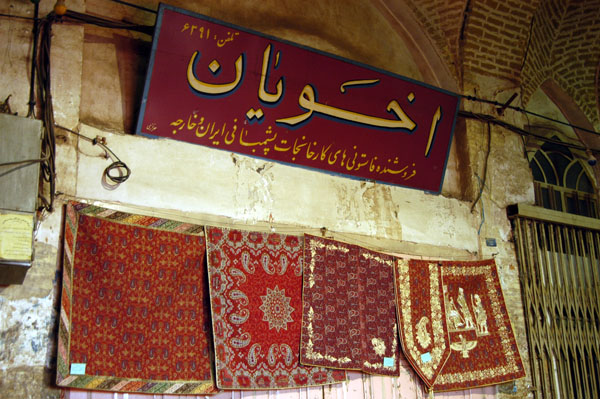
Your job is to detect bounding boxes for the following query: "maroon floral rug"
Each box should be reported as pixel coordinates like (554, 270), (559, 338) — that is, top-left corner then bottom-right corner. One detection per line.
(301, 235), (401, 376)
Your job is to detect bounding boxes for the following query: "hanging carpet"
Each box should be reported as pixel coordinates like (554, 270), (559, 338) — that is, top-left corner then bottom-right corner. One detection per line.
(300, 235), (401, 376)
(394, 258), (451, 389)
(433, 258), (526, 390)
(56, 202), (216, 394)
(205, 227), (347, 389)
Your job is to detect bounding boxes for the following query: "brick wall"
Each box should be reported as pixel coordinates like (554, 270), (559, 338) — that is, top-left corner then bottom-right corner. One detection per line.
(404, 0), (599, 129)
(463, 0), (538, 84)
(402, 0), (465, 83)
(550, 1), (600, 127)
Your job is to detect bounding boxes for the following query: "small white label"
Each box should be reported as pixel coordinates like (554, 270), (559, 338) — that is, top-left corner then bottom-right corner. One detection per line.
(70, 363), (86, 375)
(383, 357), (394, 367)
(421, 352), (432, 363)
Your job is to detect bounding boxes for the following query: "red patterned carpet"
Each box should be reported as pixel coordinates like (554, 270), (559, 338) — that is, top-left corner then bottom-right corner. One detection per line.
(301, 235), (401, 376)
(57, 202), (215, 394)
(395, 258), (526, 392)
(394, 258), (451, 389)
(435, 259), (526, 391)
(205, 227), (346, 389)
(56, 203), (523, 394)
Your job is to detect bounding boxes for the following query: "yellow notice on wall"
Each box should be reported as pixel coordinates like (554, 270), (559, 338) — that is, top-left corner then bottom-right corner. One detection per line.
(0, 213), (34, 261)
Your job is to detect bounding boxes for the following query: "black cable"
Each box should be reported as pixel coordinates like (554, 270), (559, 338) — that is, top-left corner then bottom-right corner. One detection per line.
(27, 1), (40, 117)
(470, 121), (491, 213)
(0, 12), (36, 21)
(54, 124), (131, 185)
(458, 110), (591, 151)
(36, 15), (57, 212)
(104, 160), (131, 183)
(0, 157), (47, 167)
(459, 0), (472, 41)
(62, 10), (154, 35)
(26, 11), (138, 211)
(461, 95), (599, 136)
(108, 0), (157, 14)
(520, 15), (535, 72)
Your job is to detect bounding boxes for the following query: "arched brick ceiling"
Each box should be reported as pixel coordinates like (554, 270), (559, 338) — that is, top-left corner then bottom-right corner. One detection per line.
(380, 0), (600, 129)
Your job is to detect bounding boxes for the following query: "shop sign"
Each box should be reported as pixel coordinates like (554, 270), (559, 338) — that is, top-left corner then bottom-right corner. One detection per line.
(137, 4), (461, 192)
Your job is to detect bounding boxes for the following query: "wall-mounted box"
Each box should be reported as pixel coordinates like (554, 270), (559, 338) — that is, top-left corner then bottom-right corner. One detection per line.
(0, 113), (43, 285)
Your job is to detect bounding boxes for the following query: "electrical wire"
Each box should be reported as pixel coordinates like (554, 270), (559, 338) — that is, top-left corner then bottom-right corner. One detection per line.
(0, 157), (48, 168)
(0, 9), (154, 34)
(470, 121), (491, 213)
(36, 14), (58, 212)
(459, 0), (472, 41)
(461, 94), (599, 136)
(27, 1), (40, 117)
(61, 10), (154, 35)
(0, 12), (36, 21)
(520, 15), (535, 72)
(108, 0), (157, 14)
(27, 7), (148, 211)
(458, 110), (593, 152)
(474, 174), (486, 236)
(54, 124), (131, 185)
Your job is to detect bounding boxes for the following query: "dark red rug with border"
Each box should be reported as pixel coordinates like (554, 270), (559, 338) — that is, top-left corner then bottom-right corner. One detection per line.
(56, 202), (216, 394)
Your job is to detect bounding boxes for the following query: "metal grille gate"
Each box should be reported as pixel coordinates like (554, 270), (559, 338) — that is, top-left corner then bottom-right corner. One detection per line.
(509, 204), (600, 399)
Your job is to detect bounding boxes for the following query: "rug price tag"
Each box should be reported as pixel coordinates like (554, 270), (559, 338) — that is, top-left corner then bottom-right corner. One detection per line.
(70, 363), (86, 375)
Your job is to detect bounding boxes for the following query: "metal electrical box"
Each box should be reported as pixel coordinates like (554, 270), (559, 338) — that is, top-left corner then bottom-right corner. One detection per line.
(0, 113), (43, 285)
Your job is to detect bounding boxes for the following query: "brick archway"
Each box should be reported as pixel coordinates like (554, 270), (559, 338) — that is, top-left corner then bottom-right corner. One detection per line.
(370, 0), (459, 93)
(541, 79), (600, 191)
(541, 80), (599, 150)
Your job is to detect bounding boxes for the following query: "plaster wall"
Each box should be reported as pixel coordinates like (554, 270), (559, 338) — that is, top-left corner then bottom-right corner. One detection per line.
(0, 1), (535, 398)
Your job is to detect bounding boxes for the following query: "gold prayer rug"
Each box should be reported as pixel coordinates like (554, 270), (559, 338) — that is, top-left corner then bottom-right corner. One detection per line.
(394, 258), (451, 389)
(435, 259), (526, 391)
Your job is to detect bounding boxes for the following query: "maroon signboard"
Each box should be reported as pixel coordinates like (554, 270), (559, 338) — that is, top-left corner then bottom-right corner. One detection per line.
(136, 4), (461, 192)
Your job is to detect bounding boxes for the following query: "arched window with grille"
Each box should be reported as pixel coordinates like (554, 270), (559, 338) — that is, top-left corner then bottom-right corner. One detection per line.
(529, 137), (598, 218)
